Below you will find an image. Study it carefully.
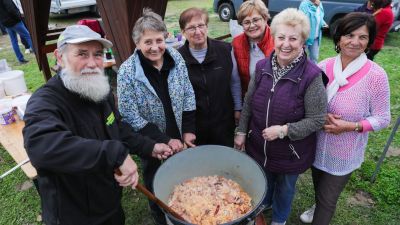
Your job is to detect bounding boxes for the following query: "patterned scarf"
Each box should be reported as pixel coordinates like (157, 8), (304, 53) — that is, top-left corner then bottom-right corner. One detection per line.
(271, 51), (304, 87)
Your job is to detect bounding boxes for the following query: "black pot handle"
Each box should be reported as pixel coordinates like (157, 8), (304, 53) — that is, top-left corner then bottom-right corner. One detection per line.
(246, 204), (267, 222)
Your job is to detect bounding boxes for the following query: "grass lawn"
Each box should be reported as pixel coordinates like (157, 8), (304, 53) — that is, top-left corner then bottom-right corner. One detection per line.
(0, 0), (399, 224)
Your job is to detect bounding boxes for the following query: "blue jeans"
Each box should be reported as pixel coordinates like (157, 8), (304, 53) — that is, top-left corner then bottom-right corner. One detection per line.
(5, 21), (33, 62)
(307, 38), (320, 64)
(0, 22), (7, 34)
(263, 172), (299, 223)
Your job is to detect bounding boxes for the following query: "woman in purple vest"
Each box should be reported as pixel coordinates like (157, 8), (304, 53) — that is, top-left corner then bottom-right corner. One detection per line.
(234, 8), (328, 225)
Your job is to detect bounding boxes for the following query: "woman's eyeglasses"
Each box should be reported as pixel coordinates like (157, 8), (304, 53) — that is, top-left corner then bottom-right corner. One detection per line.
(184, 24), (207, 33)
(241, 17), (263, 28)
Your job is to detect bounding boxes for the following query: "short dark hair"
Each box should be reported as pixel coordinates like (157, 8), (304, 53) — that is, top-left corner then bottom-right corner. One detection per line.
(332, 12), (376, 53)
(371, 0), (392, 9)
(179, 8), (209, 30)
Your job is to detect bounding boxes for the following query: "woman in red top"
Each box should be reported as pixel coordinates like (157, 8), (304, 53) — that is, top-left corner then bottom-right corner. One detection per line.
(232, 0), (274, 97)
(367, 0), (394, 60)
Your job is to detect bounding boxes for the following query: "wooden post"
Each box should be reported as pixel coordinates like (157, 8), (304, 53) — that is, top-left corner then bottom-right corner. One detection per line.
(96, 0), (168, 66)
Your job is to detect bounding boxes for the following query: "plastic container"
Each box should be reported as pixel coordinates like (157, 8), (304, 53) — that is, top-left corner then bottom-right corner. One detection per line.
(0, 70), (28, 96)
(12, 94), (31, 108)
(0, 80), (5, 98)
(15, 105), (26, 120)
(12, 94), (31, 120)
(0, 59), (11, 73)
(0, 99), (15, 125)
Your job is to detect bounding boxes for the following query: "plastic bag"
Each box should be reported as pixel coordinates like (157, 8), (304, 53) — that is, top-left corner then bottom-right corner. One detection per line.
(0, 59), (11, 74)
(229, 19), (244, 38)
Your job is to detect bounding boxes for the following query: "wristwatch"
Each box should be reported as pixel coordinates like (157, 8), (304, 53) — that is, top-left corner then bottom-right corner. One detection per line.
(354, 122), (360, 132)
(279, 128), (285, 139)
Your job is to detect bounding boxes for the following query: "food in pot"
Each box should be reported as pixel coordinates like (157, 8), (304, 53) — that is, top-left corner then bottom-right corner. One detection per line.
(168, 175), (252, 225)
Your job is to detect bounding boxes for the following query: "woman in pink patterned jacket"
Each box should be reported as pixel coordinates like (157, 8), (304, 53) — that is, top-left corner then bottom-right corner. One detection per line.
(300, 12), (391, 225)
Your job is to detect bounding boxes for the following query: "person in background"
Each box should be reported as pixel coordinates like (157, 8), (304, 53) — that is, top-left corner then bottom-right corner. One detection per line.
(0, 21), (7, 35)
(354, 0), (374, 14)
(299, 0), (328, 63)
(12, 0), (32, 53)
(23, 25), (173, 225)
(117, 9), (196, 225)
(367, 0), (394, 60)
(299, 12), (391, 225)
(178, 7), (242, 145)
(0, 0), (33, 64)
(232, 0), (274, 97)
(234, 8), (327, 225)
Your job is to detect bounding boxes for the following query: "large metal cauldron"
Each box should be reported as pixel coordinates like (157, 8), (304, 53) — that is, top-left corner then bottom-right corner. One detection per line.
(153, 145), (267, 225)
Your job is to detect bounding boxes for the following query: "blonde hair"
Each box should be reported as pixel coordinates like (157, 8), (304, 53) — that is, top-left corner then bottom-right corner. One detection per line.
(270, 8), (310, 42)
(237, 0), (270, 25)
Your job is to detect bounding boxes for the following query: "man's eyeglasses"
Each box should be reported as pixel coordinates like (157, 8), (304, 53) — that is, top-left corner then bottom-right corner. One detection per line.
(240, 17), (263, 28)
(184, 24), (207, 33)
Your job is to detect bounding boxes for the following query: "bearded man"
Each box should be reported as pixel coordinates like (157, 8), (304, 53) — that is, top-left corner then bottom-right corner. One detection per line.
(22, 25), (173, 225)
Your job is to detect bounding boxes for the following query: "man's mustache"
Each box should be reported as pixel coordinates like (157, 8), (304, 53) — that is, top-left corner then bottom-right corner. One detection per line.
(80, 68), (102, 75)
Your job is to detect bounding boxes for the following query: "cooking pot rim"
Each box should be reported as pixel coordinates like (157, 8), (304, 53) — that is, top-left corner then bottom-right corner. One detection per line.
(154, 145), (267, 225)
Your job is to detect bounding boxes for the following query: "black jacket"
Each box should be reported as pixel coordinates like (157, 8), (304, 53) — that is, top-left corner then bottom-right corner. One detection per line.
(0, 0), (21, 27)
(23, 75), (155, 225)
(178, 38), (235, 146)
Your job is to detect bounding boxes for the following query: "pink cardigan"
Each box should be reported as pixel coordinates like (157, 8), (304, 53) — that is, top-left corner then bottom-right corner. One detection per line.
(314, 57), (391, 175)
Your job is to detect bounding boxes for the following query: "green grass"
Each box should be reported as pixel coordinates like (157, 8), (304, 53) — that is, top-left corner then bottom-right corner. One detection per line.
(1, 0), (399, 224)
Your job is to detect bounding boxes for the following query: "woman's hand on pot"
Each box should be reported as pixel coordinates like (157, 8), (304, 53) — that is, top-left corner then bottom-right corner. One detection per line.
(168, 139), (184, 153)
(234, 133), (246, 151)
(152, 143), (173, 159)
(183, 132), (196, 148)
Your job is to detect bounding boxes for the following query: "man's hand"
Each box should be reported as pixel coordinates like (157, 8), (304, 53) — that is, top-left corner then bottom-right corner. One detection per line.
(234, 134), (246, 151)
(115, 155), (139, 189)
(168, 139), (184, 153)
(183, 132), (196, 148)
(152, 143), (173, 159)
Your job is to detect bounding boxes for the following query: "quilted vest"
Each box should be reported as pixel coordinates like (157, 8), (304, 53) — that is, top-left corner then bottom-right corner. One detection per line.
(246, 54), (321, 174)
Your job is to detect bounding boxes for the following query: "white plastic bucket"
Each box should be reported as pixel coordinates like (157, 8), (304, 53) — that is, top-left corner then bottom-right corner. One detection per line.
(0, 59), (11, 73)
(0, 70), (28, 96)
(0, 80), (5, 98)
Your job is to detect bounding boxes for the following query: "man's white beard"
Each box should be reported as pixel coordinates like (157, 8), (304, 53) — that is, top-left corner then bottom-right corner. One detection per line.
(60, 66), (110, 103)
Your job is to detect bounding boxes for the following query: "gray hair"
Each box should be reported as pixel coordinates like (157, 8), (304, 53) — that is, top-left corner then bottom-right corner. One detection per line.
(270, 8), (310, 42)
(58, 44), (69, 55)
(57, 44), (69, 73)
(132, 8), (168, 44)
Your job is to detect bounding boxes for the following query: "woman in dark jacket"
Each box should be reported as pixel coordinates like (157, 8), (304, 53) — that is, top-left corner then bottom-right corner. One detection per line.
(178, 7), (242, 146)
(234, 8), (327, 225)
